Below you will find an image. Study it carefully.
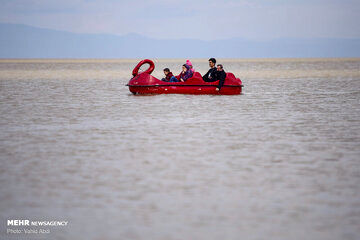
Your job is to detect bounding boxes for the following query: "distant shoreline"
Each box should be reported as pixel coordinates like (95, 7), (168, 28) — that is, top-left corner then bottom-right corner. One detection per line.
(1, 23), (360, 59)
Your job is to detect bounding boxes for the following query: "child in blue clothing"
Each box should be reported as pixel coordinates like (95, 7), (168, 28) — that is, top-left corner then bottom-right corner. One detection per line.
(161, 68), (178, 82)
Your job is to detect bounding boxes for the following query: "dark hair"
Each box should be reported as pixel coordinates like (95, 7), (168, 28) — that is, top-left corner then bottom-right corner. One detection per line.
(209, 58), (216, 64)
(163, 68), (170, 72)
(217, 64), (223, 69)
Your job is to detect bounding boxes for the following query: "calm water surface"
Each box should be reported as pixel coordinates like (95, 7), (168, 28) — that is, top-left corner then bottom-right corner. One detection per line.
(0, 59), (360, 240)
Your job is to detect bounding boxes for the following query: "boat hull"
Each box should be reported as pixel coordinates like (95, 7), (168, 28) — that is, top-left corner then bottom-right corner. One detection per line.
(128, 84), (242, 95)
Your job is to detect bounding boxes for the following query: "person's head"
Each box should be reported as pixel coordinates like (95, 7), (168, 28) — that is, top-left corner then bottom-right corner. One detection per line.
(163, 68), (170, 75)
(209, 58), (216, 68)
(216, 64), (223, 71)
(182, 64), (190, 72)
(186, 59), (193, 68)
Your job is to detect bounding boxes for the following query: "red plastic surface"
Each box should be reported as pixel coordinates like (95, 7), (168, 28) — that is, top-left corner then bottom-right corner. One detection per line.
(128, 60), (243, 95)
(132, 59), (155, 77)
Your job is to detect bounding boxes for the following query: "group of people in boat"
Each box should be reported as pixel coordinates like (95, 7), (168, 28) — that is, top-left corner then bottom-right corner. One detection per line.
(161, 58), (226, 91)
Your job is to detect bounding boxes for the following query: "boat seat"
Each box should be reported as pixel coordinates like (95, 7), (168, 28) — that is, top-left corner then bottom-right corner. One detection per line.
(185, 72), (204, 84)
(193, 72), (202, 79)
(226, 72), (236, 80)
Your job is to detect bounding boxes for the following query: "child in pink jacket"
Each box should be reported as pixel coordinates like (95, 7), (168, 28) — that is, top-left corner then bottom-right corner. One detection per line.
(186, 59), (195, 73)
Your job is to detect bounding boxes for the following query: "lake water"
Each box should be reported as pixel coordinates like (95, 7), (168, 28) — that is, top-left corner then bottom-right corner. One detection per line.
(0, 58), (360, 240)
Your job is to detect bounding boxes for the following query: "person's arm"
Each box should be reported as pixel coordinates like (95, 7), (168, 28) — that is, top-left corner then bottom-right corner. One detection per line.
(183, 71), (193, 81)
(179, 72), (185, 82)
(216, 71), (226, 91)
(202, 69), (210, 81)
(209, 68), (217, 80)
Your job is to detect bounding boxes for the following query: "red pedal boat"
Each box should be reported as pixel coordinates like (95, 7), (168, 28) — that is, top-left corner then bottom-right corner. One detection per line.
(127, 59), (243, 95)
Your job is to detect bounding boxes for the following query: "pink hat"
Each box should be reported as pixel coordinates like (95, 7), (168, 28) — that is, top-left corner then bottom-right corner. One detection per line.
(186, 59), (192, 66)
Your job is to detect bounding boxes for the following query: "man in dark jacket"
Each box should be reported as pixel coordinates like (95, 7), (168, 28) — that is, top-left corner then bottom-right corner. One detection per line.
(214, 64), (226, 91)
(202, 58), (217, 81)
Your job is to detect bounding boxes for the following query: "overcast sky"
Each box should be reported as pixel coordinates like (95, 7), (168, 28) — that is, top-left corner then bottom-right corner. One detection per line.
(1, 0), (359, 40)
